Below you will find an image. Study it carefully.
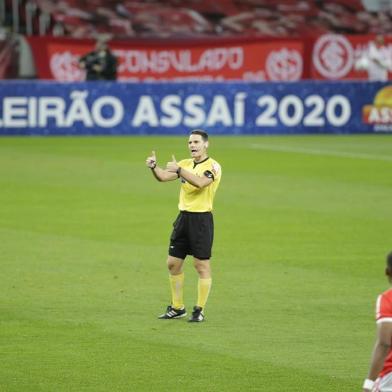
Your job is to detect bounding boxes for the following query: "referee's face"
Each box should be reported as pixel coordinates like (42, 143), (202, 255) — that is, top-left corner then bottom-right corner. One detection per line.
(188, 134), (208, 160)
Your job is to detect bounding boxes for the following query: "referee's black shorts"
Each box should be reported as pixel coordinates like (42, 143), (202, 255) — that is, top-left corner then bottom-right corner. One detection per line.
(168, 211), (214, 260)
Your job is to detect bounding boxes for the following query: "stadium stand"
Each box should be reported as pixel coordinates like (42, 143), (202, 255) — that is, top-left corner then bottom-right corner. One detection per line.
(0, 29), (19, 78)
(3, 0), (392, 39)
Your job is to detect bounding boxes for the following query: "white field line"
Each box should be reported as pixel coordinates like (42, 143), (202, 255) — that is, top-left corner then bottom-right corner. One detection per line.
(250, 144), (392, 162)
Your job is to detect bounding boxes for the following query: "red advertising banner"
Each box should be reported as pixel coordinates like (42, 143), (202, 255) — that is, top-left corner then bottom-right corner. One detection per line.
(27, 37), (305, 82)
(311, 34), (392, 80)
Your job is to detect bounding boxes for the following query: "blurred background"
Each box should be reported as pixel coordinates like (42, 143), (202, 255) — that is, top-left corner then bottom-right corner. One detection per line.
(1, 1), (392, 135)
(1, 0), (392, 81)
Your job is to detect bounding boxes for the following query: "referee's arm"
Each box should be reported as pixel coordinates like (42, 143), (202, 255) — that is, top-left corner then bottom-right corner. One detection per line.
(166, 157), (214, 189)
(151, 166), (179, 182)
(163, 156), (214, 188)
(176, 168), (213, 189)
(146, 151), (178, 182)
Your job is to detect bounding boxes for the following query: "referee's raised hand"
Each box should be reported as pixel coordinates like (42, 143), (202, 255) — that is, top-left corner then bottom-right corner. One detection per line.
(146, 150), (157, 169)
(166, 155), (179, 173)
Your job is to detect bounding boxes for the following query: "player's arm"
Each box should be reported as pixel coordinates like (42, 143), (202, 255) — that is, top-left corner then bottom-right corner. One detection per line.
(363, 321), (392, 391)
(166, 155), (213, 189)
(368, 45), (387, 69)
(146, 151), (178, 182)
(78, 52), (91, 68)
(79, 58), (86, 68)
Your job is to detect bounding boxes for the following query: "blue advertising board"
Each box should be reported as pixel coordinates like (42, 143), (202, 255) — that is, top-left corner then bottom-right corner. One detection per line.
(0, 81), (391, 135)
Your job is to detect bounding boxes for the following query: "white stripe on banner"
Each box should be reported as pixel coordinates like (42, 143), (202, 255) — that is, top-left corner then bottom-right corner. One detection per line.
(249, 144), (392, 162)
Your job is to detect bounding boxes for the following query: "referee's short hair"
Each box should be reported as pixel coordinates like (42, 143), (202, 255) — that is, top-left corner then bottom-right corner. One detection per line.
(190, 129), (209, 141)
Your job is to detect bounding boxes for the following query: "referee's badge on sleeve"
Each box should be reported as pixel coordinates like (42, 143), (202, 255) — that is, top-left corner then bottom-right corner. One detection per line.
(211, 162), (221, 176)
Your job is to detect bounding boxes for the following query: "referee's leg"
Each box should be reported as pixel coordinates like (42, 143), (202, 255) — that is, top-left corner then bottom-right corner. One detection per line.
(193, 258), (212, 311)
(167, 255), (184, 275)
(193, 258), (211, 279)
(167, 256), (185, 310)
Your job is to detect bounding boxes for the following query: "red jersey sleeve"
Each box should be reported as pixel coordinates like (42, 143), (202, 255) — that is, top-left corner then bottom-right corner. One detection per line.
(376, 290), (392, 323)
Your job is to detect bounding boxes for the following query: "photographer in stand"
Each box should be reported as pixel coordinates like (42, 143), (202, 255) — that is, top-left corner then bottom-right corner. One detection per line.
(79, 36), (117, 81)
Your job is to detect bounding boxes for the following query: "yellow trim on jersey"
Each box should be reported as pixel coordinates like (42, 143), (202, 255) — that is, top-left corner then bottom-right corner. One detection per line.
(177, 157), (222, 212)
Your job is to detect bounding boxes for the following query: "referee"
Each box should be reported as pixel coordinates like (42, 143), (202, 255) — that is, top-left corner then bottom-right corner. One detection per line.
(146, 129), (222, 322)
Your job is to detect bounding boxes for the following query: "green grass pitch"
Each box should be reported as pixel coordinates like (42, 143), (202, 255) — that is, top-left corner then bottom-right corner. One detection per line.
(0, 135), (391, 391)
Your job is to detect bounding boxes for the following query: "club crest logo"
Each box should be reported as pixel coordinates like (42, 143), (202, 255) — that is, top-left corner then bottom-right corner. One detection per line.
(266, 48), (303, 81)
(50, 52), (84, 81)
(313, 34), (354, 79)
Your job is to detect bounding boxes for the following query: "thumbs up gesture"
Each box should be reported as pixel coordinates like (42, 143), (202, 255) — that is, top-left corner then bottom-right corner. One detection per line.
(166, 155), (179, 173)
(146, 150), (157, 168)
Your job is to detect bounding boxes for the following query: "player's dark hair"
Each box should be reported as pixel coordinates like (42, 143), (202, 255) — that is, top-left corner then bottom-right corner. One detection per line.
(190, 129), (209, 141)
(387, 251), (392, 270)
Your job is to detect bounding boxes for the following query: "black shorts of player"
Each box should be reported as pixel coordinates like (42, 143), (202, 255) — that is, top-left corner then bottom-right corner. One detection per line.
(169, 211), (214, 260)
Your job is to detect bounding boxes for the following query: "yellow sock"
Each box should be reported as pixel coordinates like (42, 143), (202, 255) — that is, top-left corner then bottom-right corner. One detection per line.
(169, 273), (184, 309)
(197, 278), (212, 309)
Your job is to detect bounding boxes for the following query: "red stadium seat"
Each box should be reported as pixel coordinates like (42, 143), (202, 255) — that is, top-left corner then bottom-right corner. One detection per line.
(12, 0), (392, 38)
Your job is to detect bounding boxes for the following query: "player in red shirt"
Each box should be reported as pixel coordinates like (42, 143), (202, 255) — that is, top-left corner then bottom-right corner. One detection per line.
(363, 251), (392, 391)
